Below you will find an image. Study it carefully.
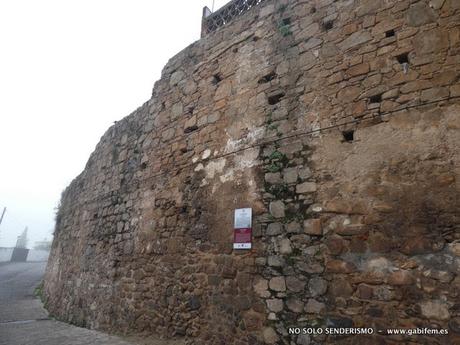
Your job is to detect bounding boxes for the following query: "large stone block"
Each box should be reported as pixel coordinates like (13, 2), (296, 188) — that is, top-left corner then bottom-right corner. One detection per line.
(406, 2), (437, 27)
(269, 277), (286, 292)
(269, 201), (286, 218)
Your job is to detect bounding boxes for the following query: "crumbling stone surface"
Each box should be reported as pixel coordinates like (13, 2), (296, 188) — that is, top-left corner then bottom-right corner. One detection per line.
(44, 0), (460, 344)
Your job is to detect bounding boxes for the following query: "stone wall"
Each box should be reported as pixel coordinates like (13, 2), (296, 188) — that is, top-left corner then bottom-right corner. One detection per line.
(43, 0), (460, 344)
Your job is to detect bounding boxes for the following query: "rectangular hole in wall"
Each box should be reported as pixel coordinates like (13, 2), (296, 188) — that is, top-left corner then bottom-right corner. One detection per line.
(342, 130), (354, 142)
(268, 92), (285, 105)
(385, 29), (395, 37)
(369, 94), (382, 103)
(396, 53), (409, 64)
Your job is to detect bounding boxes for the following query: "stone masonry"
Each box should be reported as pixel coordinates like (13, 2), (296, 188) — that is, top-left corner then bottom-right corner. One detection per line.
(44, 0), (460, 344)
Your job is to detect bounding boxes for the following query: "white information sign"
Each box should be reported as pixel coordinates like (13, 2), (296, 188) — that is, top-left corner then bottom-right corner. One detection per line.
(233, 208), (252, 250)
(234, 208), (252, 228)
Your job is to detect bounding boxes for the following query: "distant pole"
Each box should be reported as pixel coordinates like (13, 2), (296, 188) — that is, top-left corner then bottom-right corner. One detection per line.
(212, 0), (215, 11)
(0, 207), (6, 242)
(0, 207), (5, 227)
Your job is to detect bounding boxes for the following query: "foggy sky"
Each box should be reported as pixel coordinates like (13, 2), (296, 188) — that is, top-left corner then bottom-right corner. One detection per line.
(0, 0), (228, 248)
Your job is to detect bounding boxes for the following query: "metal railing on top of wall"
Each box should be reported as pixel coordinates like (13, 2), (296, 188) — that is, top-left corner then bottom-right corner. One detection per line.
(201, 0), (267, 37)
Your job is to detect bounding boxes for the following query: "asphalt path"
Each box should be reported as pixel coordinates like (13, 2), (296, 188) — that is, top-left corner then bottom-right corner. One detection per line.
(0, 262), (138, 345)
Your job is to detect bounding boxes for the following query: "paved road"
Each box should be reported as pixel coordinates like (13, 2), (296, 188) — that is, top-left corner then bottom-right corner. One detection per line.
(0, 262), (140, 345)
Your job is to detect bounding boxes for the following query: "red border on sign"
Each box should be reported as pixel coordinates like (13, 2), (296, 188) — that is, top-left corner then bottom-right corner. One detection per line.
(234, 227), (252, 244)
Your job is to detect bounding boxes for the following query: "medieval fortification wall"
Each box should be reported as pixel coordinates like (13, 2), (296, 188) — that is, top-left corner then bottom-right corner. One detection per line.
(44, 0), (460, 344)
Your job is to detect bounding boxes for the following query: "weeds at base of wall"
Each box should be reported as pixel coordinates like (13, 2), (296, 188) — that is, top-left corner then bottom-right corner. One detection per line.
(34, 280), (44, 303)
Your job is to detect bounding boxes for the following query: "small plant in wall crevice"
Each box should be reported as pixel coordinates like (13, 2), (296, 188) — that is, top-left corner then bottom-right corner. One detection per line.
(278, 20), (292, 37)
